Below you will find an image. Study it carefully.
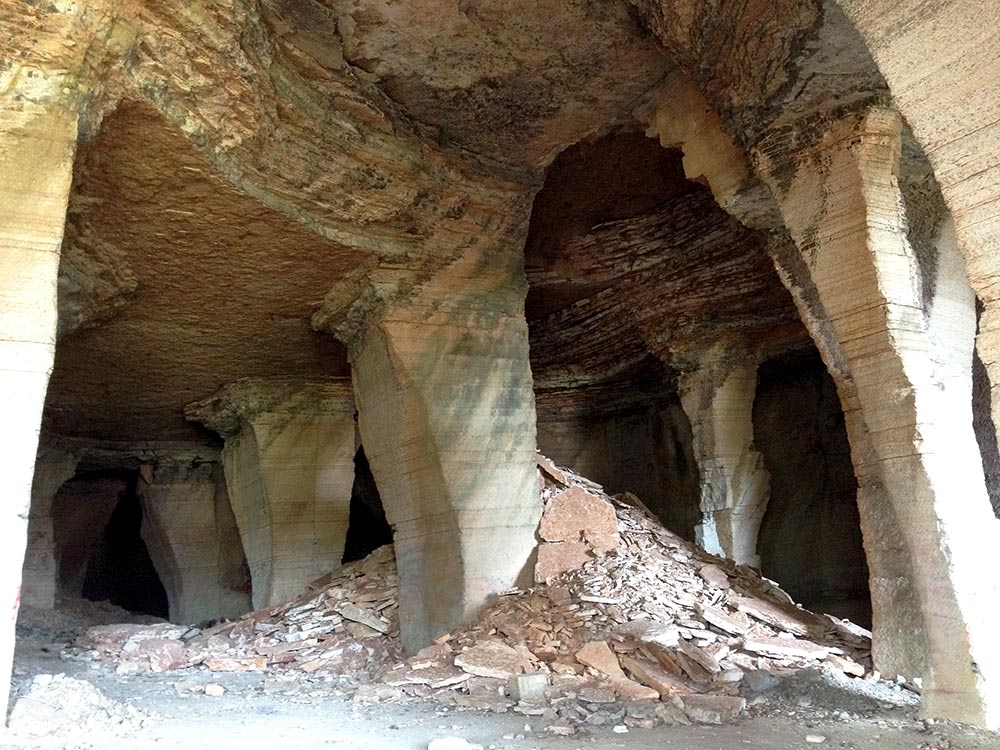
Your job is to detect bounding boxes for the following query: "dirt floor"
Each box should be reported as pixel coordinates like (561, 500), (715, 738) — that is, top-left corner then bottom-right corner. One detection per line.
(3, 603), (998, 750)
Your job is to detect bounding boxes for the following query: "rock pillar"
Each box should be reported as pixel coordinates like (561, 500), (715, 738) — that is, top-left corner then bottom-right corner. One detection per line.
(679, 360), (770, 567)
(187, 380), (357, 608)
(316, 248), (542, 653)
(138, 458), (251, 623)
(0, 106), (78, 716)
(756, 107), (1000, 728)
(21, 448), (82, 609)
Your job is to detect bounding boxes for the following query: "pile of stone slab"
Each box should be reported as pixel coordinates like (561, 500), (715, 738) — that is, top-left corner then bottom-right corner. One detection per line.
(69, 456), (878, 730)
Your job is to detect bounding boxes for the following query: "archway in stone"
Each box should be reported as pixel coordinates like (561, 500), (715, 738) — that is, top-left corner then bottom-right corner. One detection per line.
(342, 445), (394, 564)
(752, 348), (870, 627)
(54, 469), (169, 619)
(525, 130), (799, 542)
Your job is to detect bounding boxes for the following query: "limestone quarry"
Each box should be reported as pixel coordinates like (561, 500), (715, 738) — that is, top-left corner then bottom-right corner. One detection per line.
(2, 0), (1000, 747)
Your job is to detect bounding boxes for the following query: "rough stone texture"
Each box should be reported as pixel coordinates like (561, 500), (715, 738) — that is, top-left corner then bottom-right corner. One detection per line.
(190, 380), (357, 609)
(138, 459), (251, 624)
(679, 360), (771, 567)
(832, 0), (1000, 477)
(321, 238), (541, 654)
(0, 103), (79, 720)
(756, 107), (1000, 728)
(21, 447), (81, 609)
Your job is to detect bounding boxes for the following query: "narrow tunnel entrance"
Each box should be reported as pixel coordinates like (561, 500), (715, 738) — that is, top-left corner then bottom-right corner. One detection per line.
(342, 446), (394, 564)
(752, 349), (871, 627)
(55, 469), (169, 619)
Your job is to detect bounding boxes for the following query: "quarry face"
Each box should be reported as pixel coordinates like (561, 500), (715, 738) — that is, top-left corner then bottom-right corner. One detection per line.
(3, 0), (1000, 744)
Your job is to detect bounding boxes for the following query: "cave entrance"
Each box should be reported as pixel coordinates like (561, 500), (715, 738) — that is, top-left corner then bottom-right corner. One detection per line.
(752, 348), (872, 628)
(54, 469), (169, 619)
(342, 446), (394, 564)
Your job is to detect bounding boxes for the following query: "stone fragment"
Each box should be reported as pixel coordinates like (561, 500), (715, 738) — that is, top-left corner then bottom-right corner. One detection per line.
(578, 686), (617, 704)
(612, 677), (660, 702)
(455, 641), (527, 679)
(134, 638), (186, 673)
(535, 541), (591, 583)
(575, 641), (627, 681)
(508, 673), (548, 703)
(204, 657), (267, 671)
(336, 601), (390, 634)
(204, 684), (225, 697)
(697, 564), (730, 590)
(742, 636), (828, 660)
(617, 619), (680, 648)
(677, 694), (746, 724)
(621, 656), (693, 697)
(538, 487), (618, 552)
(733, 595), (817, 636)
(697, 604), (749, 635)
(743, 669), (782, 694)
(825, 654), (866, 677)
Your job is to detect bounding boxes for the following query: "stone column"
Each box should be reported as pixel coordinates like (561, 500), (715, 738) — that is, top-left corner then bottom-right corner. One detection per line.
(187, 380), (357, 609)
(316, 248), (542, 653)
(21, 447), (81, 609)
(0, 105), (78, 716)
(756, 107), (1000, 728)
(679, 359), (770, 567)
(138, 459), (251, 623)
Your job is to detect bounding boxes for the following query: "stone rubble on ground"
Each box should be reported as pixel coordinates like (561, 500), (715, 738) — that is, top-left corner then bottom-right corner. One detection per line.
(66, 456), (886, 733)
(5, 673), (148, 748)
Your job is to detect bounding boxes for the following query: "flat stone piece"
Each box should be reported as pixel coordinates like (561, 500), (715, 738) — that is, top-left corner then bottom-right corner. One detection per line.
(336, 602), (390, 634)
(697, 564), (730, 590)
(535, 541), (591, 582)
(698, 604), (749, 635)
(621, 656), (693, 697)
(578, 685), (617, 704)
(454, 641), (526, 679)
(575, 641), (626, 681)
(538, 487), (618, 552)
(733, 595), (818, 636)
(742, 636), (828, 660)
(204, 656), (267, 671)
(678, 694), (746, 724)
(612, 676), (660, 702)
(617, 619), (680, 648)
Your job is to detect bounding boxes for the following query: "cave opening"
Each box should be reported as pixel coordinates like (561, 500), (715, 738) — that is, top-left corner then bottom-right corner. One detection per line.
(342, 445), (394, 564)
(752, 348), (871, 628)
(54, 469), (169, 619)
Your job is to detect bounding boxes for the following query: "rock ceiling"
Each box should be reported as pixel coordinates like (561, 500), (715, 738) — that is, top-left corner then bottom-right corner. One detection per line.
(40, 0), (845, 445)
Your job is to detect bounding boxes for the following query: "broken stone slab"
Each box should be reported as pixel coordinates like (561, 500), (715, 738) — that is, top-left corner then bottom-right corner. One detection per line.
(204, 656), (268, 671)
(508, 673), (548, 702)
(697, 604), (749, 635)
(676, 638), (721, 673)
(575, 641), (627, 681)
(129, 638), (186, 673)
(617, 619), (681, 649)
(612, 677), (660, 702)
(742, 636), (829, 660)
(676, 694), (746, 724)
(336, 601), (390, 634)
(535, 541), (592, 583)
(454, 641), (529, 679)
(697, 564), (730, 590)
(732, 595), (819, 637)
(538, 486), (619, 552)
(620, 656), (694, 698)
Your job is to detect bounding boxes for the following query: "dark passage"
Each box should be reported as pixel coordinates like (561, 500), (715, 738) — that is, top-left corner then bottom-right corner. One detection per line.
(342, 446), (394, 563)
(81, 471), (169, 618)
(752, 349), (871, 628)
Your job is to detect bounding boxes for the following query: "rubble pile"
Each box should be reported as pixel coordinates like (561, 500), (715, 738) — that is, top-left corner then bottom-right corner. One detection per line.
(75, 544), (402, 677)
(69, 456), (882, 730)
